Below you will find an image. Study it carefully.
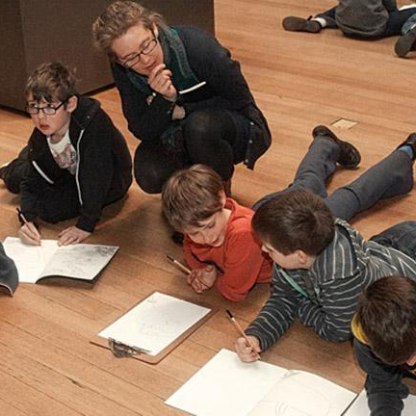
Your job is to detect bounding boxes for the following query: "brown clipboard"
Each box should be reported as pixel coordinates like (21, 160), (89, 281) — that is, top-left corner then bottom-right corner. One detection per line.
(90, 291), (216, 364)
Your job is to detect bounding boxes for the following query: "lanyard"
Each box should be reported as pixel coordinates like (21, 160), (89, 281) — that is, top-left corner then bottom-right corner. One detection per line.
(280, 269), (309, 299)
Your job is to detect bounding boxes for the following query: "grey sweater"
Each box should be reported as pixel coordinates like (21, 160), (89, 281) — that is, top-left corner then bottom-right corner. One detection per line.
(246, 219), (416, 351)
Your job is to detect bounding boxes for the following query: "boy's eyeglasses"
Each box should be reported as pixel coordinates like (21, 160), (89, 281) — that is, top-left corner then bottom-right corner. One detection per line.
(119, 36), (158, 69)
(26, 99), (68, 115)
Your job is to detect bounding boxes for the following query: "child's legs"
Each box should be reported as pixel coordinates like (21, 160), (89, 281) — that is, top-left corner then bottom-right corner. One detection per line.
(252, 135), (339, 210)
(401, 12), (416, 35)
(35, 182), (81, 223)
(325, 150), (413, 221)
(1, 146), (31, 193)
(384, 8), (416, 36)
(370, 221), (416, 261)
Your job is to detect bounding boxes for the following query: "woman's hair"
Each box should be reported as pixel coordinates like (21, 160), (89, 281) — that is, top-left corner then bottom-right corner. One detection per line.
(252, 189), (335, 256)
(25, 62), (78, 103)
(162, 164), (225, 231)
(356, 275), (416, 366)
(92, 1), (165, 59)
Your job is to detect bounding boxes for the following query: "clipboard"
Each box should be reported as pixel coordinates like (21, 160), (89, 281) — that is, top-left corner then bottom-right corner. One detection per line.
(90, 291), (216, 364)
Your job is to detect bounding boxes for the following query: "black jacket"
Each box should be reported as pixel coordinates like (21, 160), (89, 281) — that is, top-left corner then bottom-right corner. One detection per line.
(21, 96), (132, 232)
(352, 316), (415, 416)
(112, 26), (271, 169)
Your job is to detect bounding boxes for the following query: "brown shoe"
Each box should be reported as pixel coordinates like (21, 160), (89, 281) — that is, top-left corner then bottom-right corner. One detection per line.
(312, 125), (361, 168)
(282, 16), (322, 33)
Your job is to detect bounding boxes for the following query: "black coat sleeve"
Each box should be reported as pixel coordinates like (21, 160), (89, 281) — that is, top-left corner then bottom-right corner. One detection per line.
(354, 338), (408, 416)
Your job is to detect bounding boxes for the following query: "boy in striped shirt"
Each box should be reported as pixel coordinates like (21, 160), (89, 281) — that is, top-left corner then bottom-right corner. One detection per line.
(235, 190), (416, 362)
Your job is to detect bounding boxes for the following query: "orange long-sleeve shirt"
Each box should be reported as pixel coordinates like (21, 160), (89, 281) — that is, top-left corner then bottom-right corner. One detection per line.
(183, 199), (272, 301)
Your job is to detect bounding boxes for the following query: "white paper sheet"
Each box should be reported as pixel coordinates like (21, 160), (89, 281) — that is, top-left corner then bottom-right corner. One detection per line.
(166, 349), (356, 416)
(98, 292), (211, 356)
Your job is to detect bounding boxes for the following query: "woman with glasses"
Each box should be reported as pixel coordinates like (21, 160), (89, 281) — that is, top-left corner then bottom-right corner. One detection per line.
(0, 62), (132, 246)
(93, 1), (271, 195)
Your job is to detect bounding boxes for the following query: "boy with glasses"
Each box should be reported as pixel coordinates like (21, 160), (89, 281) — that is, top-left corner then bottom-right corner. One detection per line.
(0, 62), (132, 246)
(92, 1), (271, 195)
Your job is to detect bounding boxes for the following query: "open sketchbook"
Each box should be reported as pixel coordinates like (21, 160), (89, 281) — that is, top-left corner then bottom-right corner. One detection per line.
(166, 349), (357, 416)
(344, 389), (416, 415)
(92, 291), (215, 364)
(3, 237), (118, 285)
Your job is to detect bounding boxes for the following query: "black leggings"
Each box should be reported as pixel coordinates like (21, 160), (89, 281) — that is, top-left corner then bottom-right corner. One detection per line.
(134, 109), (249, 194)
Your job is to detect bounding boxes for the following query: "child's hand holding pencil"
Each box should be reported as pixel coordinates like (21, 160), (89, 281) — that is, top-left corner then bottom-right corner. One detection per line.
(227, 310), (261, 362)
(17, 208), (41, 246)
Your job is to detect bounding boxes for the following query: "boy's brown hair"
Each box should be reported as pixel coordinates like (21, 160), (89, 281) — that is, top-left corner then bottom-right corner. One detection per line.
(252, 189), (335, 256)
(162, 164), (224, 231)
(92, 0), (164, 59)
(356, 275), (416, 365)
(25, 62), (77, 104)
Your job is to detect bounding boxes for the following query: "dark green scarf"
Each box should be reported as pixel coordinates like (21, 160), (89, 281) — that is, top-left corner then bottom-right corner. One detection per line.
(126, 26), (200, 95)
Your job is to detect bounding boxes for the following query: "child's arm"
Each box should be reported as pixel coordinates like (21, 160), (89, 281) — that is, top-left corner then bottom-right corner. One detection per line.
(244, 267), (303, 351)
(296, 272), (367, 342)
(354, 338), (407, 416)
(214, 230), (270, 301)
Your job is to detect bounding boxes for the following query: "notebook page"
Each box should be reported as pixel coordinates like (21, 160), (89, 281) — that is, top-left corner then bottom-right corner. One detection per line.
(248, 369), (355, 416)
(166, 348), (288, 416)
(3, 237), (58, 283)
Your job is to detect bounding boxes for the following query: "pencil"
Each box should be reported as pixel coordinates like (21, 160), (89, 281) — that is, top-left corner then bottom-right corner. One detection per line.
(166, 254), (191, 275)
(166, 255), (211, 290)
(226, 309), (259, 353)
(16, 208), (29, 226)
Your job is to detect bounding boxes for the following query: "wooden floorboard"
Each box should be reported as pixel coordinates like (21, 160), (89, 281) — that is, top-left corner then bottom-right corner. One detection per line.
(1, 0), (416, 414)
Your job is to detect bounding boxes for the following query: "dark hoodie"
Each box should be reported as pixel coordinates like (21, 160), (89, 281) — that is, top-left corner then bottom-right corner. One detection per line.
(20, 96), (132, 232)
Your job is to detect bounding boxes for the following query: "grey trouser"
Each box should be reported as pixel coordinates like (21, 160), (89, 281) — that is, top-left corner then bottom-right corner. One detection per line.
(254, 134), (414, 221)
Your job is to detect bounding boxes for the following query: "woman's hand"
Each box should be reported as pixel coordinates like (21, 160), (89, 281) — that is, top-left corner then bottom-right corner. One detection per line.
(148, 63), (177, 101)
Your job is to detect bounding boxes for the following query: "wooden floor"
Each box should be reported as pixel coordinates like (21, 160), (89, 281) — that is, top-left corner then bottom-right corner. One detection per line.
(1, 0), (416, 414)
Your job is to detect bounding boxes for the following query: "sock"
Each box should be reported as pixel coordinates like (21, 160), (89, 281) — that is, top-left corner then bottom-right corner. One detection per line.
(398, 145), (414, 160)
(313, 17), (327, 28)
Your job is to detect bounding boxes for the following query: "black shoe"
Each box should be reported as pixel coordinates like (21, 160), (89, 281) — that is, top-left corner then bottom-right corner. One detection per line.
(0, 164), (9, 181)
(282, 16), (322, 33)
(395, 27), (416, 58)
(397, 133), (416, 160)
(312, 125), (361, 168)
(171, 231), (184, 246)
